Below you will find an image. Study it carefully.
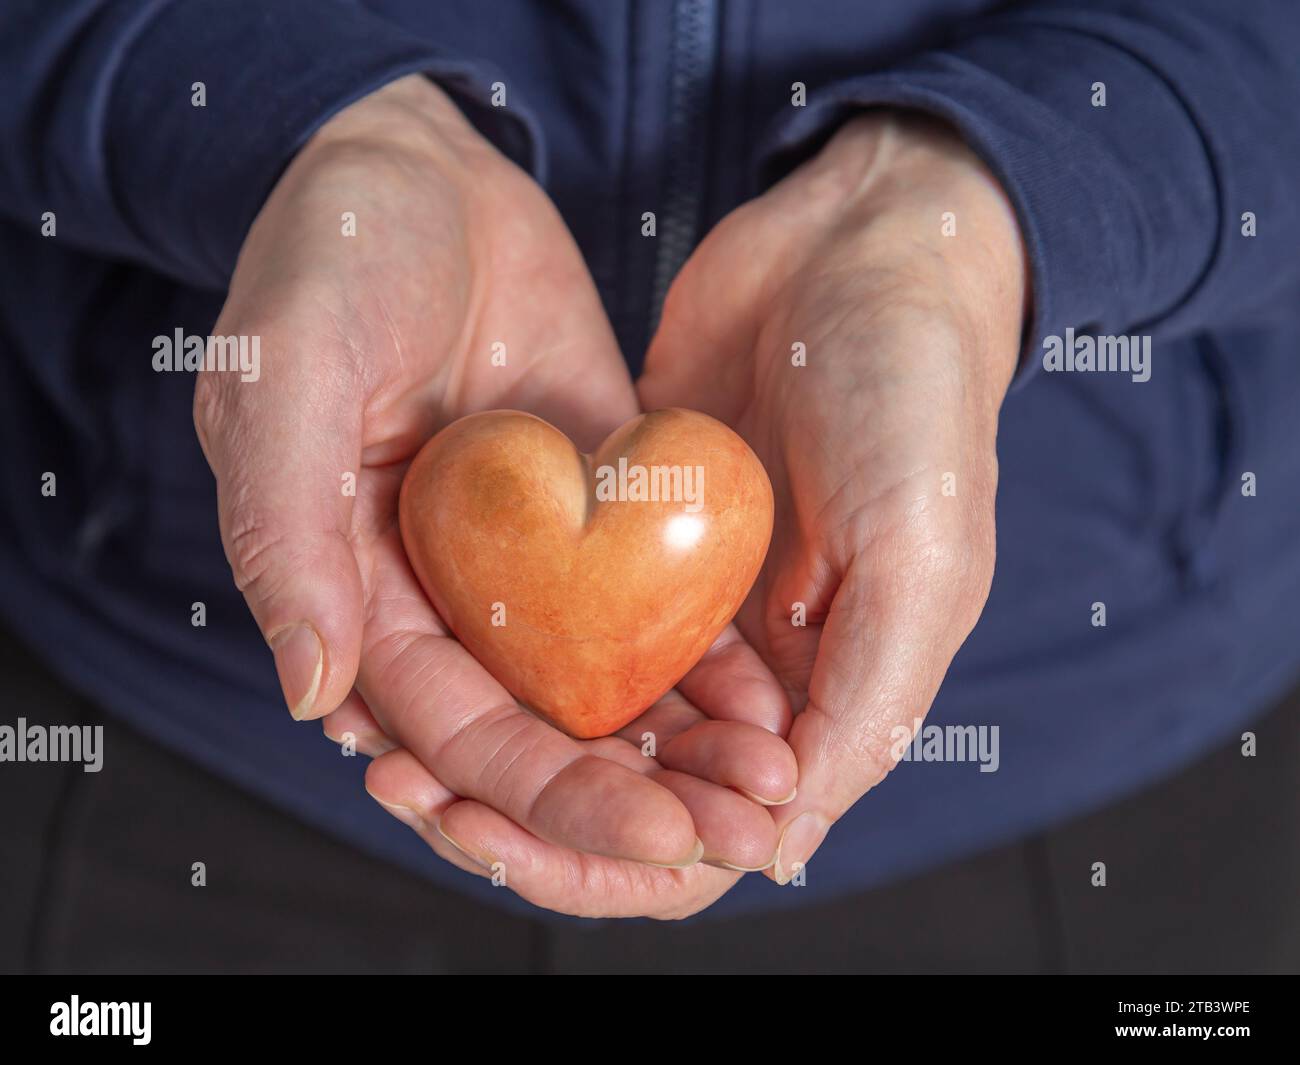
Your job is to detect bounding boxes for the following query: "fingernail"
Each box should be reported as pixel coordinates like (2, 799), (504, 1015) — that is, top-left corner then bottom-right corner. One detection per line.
(774, 812), (829, 885)
(324, 725), (396, 757)
(270, 624), (322, 720)
(435, 821), (493, 871)
(738, 785), (798, 807)
(371, 796), (426, 832)
(704, 856), (774, 873)
(645, 837), (705, 869)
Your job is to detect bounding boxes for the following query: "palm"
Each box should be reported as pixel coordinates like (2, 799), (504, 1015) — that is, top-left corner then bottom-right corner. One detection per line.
(203, 76), (800, 916)
(255, 111), (797, 917)
(641, 174), (1004, 863)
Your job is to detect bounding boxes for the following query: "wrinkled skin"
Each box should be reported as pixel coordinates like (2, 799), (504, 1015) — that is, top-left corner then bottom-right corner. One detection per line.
(640, 112), (1027, 882)
(196, 76), (1025, 917)
(194, 76), (797, 919)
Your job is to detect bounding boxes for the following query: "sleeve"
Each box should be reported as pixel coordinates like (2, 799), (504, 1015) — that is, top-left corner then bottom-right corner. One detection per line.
(0, 0), (542, 290)
(756, 0), (1300, 379)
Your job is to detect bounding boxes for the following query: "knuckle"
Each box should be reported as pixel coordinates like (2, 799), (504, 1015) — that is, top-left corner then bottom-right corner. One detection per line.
(434, 702), (549, 813)
(905, 535), (968, 597)
(841, 724), (898, 794)
(223, 499), (295, 599)
(366, 633), (445, 732)
(475, 713), (548, 806)
(908, 516), (996, 627)
(191, 370), (225, 453)
(808, 703), (897, 805)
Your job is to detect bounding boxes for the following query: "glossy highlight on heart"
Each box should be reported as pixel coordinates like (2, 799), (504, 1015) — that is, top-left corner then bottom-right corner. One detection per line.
(398, 408), (774, 738)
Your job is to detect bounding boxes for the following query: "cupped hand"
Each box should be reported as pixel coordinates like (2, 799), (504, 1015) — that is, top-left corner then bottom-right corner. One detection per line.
(638, 111), (1027, 884)
(193, 76), (795, 918)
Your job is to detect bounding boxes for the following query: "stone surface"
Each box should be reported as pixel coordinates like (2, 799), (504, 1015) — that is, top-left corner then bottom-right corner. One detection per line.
(399, 408), (774, 738)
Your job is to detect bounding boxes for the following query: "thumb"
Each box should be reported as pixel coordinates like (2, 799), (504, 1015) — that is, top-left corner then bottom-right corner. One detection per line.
(764, 555), (970, 884)
(193, 354), (364, 721)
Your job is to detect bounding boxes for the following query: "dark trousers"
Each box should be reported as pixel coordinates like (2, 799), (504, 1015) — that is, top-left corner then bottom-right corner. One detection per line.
(3, 624), (1298, 974)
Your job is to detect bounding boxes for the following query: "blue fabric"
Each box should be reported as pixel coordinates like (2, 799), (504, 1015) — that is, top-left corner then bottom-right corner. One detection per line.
(2, 0), (1298, 921)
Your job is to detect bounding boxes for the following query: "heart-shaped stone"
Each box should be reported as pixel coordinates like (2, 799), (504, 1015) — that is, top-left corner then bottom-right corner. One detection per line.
(399, 408), (774, 738)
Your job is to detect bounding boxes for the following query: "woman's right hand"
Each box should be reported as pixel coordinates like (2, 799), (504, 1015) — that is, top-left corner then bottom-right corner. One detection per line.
(193, 75), (796, 917)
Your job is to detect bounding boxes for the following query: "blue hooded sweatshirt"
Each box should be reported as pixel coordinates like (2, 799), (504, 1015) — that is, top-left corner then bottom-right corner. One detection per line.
(1, 0), (1298, 919)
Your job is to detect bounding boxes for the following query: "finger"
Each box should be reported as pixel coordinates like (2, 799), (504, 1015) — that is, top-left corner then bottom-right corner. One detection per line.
(193, 342), (364, 721)
(321, 690), (396, 757)
(580, 735), (659, 774)
(433, 800), (738, 920)
(357, 533), (702, 868)
(599, 697), (788, 867)
(364, 631), (703, 868)
(493, 335), (639, 455)
(649, 769), (778, 872)
(462, 192), (640, 455)
(363, 749), (491, 879)
(615, 688), (796, 803)
(616, 687), (796, 803)
(363, 660), (735, 921)
(367, 749), (727, 918)
(364, 746), (458, 820)
(637, 212), (766, 427)
(658, 720), (798, 807)
(613, 688), (705, 750)
(765, 555), (971, 885)
(674, 624), (793, 734)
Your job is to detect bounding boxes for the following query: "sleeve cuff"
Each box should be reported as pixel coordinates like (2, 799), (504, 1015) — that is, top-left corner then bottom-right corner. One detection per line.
(754, 41), (1216, 387)
(106, 0), (544, 289)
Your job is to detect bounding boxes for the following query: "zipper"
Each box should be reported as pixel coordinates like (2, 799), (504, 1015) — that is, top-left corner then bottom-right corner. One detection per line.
(648, 0), (718, 335)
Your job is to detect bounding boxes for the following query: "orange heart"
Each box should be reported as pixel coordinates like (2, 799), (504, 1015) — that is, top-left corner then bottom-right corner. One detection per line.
(399, 408), (774, 738)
